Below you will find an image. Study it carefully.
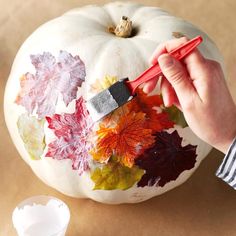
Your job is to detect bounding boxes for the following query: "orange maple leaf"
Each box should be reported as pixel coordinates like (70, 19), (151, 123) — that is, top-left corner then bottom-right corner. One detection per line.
(101, 105), (130, 127)
(90, 112), (155, 167)
(127, 88), (163, 113)
(128, 88), (174, 132)
(90, 125), (116, 163)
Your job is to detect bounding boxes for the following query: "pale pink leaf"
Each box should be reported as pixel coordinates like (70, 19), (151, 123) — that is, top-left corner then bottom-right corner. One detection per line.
(15, 51), (86, 118)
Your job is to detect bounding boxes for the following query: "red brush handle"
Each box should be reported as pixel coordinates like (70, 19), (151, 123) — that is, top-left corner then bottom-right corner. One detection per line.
(126, 35), (203, 95)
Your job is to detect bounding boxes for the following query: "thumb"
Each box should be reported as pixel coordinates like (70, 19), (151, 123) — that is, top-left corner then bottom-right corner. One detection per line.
(158, 54), (197, 106)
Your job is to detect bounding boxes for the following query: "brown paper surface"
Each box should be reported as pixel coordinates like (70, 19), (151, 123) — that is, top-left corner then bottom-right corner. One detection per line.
(1, 0), (236, 235)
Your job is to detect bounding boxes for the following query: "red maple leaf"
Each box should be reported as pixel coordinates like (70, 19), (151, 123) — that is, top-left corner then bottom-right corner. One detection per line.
(128, 88), (174, 132)
(46, 97), (94, 175)
(129, 88), (163, 112)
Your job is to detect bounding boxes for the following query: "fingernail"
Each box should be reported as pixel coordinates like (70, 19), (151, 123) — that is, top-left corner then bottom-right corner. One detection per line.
(158, 54), (174, 68)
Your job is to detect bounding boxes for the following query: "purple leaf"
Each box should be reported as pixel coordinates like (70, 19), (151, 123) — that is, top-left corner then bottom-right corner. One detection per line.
(135, 131), (197, 187)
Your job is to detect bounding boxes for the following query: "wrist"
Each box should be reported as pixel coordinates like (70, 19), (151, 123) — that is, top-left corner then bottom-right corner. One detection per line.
(214, 128), (236, 154)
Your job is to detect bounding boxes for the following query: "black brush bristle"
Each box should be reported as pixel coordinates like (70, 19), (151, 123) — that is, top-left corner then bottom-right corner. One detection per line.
(108, 78), (132, 106)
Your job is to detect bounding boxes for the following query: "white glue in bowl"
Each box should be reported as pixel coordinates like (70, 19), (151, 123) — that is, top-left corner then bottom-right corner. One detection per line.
(12, 195), (70, 236)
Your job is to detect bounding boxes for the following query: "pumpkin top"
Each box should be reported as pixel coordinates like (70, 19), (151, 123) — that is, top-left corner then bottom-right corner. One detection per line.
(108, 16), (133, 37)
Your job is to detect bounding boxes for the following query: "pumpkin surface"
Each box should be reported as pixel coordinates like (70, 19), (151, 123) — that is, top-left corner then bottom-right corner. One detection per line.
(4, 2), (224, 204)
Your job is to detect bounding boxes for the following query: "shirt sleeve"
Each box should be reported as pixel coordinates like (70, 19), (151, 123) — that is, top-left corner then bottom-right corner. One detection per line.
(216, 138), (236, 189)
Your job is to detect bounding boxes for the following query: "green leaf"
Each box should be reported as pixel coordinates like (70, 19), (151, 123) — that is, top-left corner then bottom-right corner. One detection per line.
(91, 158), (145, 190)
(165, 106), (188, 128)
(17, 114), (46, 160)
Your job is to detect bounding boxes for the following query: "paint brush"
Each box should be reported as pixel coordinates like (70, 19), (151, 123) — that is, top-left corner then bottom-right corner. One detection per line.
(86, 35), (203, 122)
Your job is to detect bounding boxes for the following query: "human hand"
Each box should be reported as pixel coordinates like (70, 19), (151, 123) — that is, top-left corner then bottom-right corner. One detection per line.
(144, 37), (236, 153)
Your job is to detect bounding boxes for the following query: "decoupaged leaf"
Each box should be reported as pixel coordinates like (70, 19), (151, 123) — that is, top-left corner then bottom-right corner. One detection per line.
(17, 114), (45, 160)
(146, 109), (175, 132)
(128, 88), (163, 113)
(91, 112), (155, 167)
(172, 32), (186, 38)
(90, 125), (114, 163)
(15, 51), (86, 118)
(46, 97), (94, 175)
(90, 75), (118, 93)
(135, 131), (197, 187)
(101, 105), (131, 126)
(165, 106), (188, 128)
(128, 89), (174, 132)
(91, 157), (145, 190)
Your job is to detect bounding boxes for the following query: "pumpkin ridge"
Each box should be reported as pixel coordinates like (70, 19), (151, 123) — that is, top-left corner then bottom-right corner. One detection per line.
(65, 6), (114, 28)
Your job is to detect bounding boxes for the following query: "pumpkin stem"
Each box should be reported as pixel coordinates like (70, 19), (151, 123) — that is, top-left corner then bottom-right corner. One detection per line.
(108, 16), (132, 38)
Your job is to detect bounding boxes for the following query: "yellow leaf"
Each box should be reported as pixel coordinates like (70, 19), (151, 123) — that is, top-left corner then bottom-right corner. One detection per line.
(17, 114), (45, 160)
(91, 158), (145, 190)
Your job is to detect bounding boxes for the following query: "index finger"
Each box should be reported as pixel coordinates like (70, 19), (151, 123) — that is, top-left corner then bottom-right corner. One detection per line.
(150, 37), (188, 65)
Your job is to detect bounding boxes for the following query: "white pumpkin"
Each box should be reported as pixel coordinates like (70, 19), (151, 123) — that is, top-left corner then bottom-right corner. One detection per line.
(4, 2), (223, 204)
